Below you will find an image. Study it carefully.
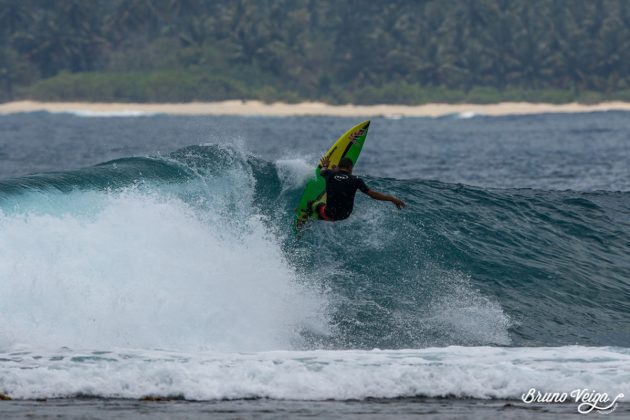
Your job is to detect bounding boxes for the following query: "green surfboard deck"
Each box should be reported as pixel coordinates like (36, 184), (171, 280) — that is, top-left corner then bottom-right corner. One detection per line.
(294, 120), (370, 230)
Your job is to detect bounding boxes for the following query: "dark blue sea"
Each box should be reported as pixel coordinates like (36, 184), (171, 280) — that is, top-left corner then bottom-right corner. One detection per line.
(0, 110), (628, 418)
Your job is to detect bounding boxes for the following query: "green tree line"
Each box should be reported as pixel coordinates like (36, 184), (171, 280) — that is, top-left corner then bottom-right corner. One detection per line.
(1, 0), (629, 103)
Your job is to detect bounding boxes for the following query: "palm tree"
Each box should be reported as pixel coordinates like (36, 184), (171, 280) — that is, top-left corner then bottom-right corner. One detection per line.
(0, 0), (33, 40)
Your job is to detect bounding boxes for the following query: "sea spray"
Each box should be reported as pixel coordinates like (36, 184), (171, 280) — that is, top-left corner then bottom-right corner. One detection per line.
(0, 159), (330, 351)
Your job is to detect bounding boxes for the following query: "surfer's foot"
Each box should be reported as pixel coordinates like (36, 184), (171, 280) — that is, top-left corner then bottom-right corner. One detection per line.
(306, 200), (314, 213)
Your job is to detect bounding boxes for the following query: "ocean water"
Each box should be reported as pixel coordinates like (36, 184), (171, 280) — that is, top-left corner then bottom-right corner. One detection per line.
(0, 111), (629, 418)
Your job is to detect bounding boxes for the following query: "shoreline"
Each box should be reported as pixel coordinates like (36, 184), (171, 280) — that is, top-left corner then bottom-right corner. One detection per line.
(2, 100), (630, 117)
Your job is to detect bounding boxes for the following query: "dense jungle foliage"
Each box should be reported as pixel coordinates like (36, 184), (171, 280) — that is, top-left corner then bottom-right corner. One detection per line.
(1, 0), (629, 103)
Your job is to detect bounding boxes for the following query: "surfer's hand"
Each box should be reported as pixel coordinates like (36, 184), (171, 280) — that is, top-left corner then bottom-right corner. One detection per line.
(392, 198), (406, 209)
(320, 156), (330, 168)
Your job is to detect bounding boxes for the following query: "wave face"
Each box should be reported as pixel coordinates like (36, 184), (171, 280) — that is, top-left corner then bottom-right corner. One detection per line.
(1, 145), (628, 353)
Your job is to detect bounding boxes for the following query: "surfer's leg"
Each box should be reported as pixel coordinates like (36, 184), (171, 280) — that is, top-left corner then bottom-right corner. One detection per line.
(317, 203), (332, 221)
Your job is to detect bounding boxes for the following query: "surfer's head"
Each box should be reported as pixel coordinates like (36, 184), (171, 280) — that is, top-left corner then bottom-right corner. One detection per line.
(339, 158), (353, 172)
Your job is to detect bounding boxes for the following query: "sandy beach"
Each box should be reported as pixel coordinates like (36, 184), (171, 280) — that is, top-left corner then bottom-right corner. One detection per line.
(2, 100), (630, 117)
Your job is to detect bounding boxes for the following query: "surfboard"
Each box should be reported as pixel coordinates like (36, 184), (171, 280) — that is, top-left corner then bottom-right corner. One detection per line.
(295, 120), (370, 230)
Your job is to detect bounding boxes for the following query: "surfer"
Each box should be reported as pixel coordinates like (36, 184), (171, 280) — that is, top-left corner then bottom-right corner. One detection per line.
(313, 156), (405, 221)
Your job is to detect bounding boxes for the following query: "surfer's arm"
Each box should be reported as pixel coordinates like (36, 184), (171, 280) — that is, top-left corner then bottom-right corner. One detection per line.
(366, 190), (406, 209)
(320, 155), (338, 172)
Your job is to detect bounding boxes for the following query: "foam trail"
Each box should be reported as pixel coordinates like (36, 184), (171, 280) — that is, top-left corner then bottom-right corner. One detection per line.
(0, 346), (627, 400)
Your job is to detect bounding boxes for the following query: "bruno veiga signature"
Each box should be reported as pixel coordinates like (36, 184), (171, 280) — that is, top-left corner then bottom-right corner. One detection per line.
(522, 388), (624, 414)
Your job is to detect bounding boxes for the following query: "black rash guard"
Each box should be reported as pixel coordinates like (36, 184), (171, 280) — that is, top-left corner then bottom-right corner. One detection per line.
(320, 169), (370, 220)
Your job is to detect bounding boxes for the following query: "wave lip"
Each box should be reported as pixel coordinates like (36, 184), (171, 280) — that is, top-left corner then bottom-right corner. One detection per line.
(0, 346), (628, 401)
